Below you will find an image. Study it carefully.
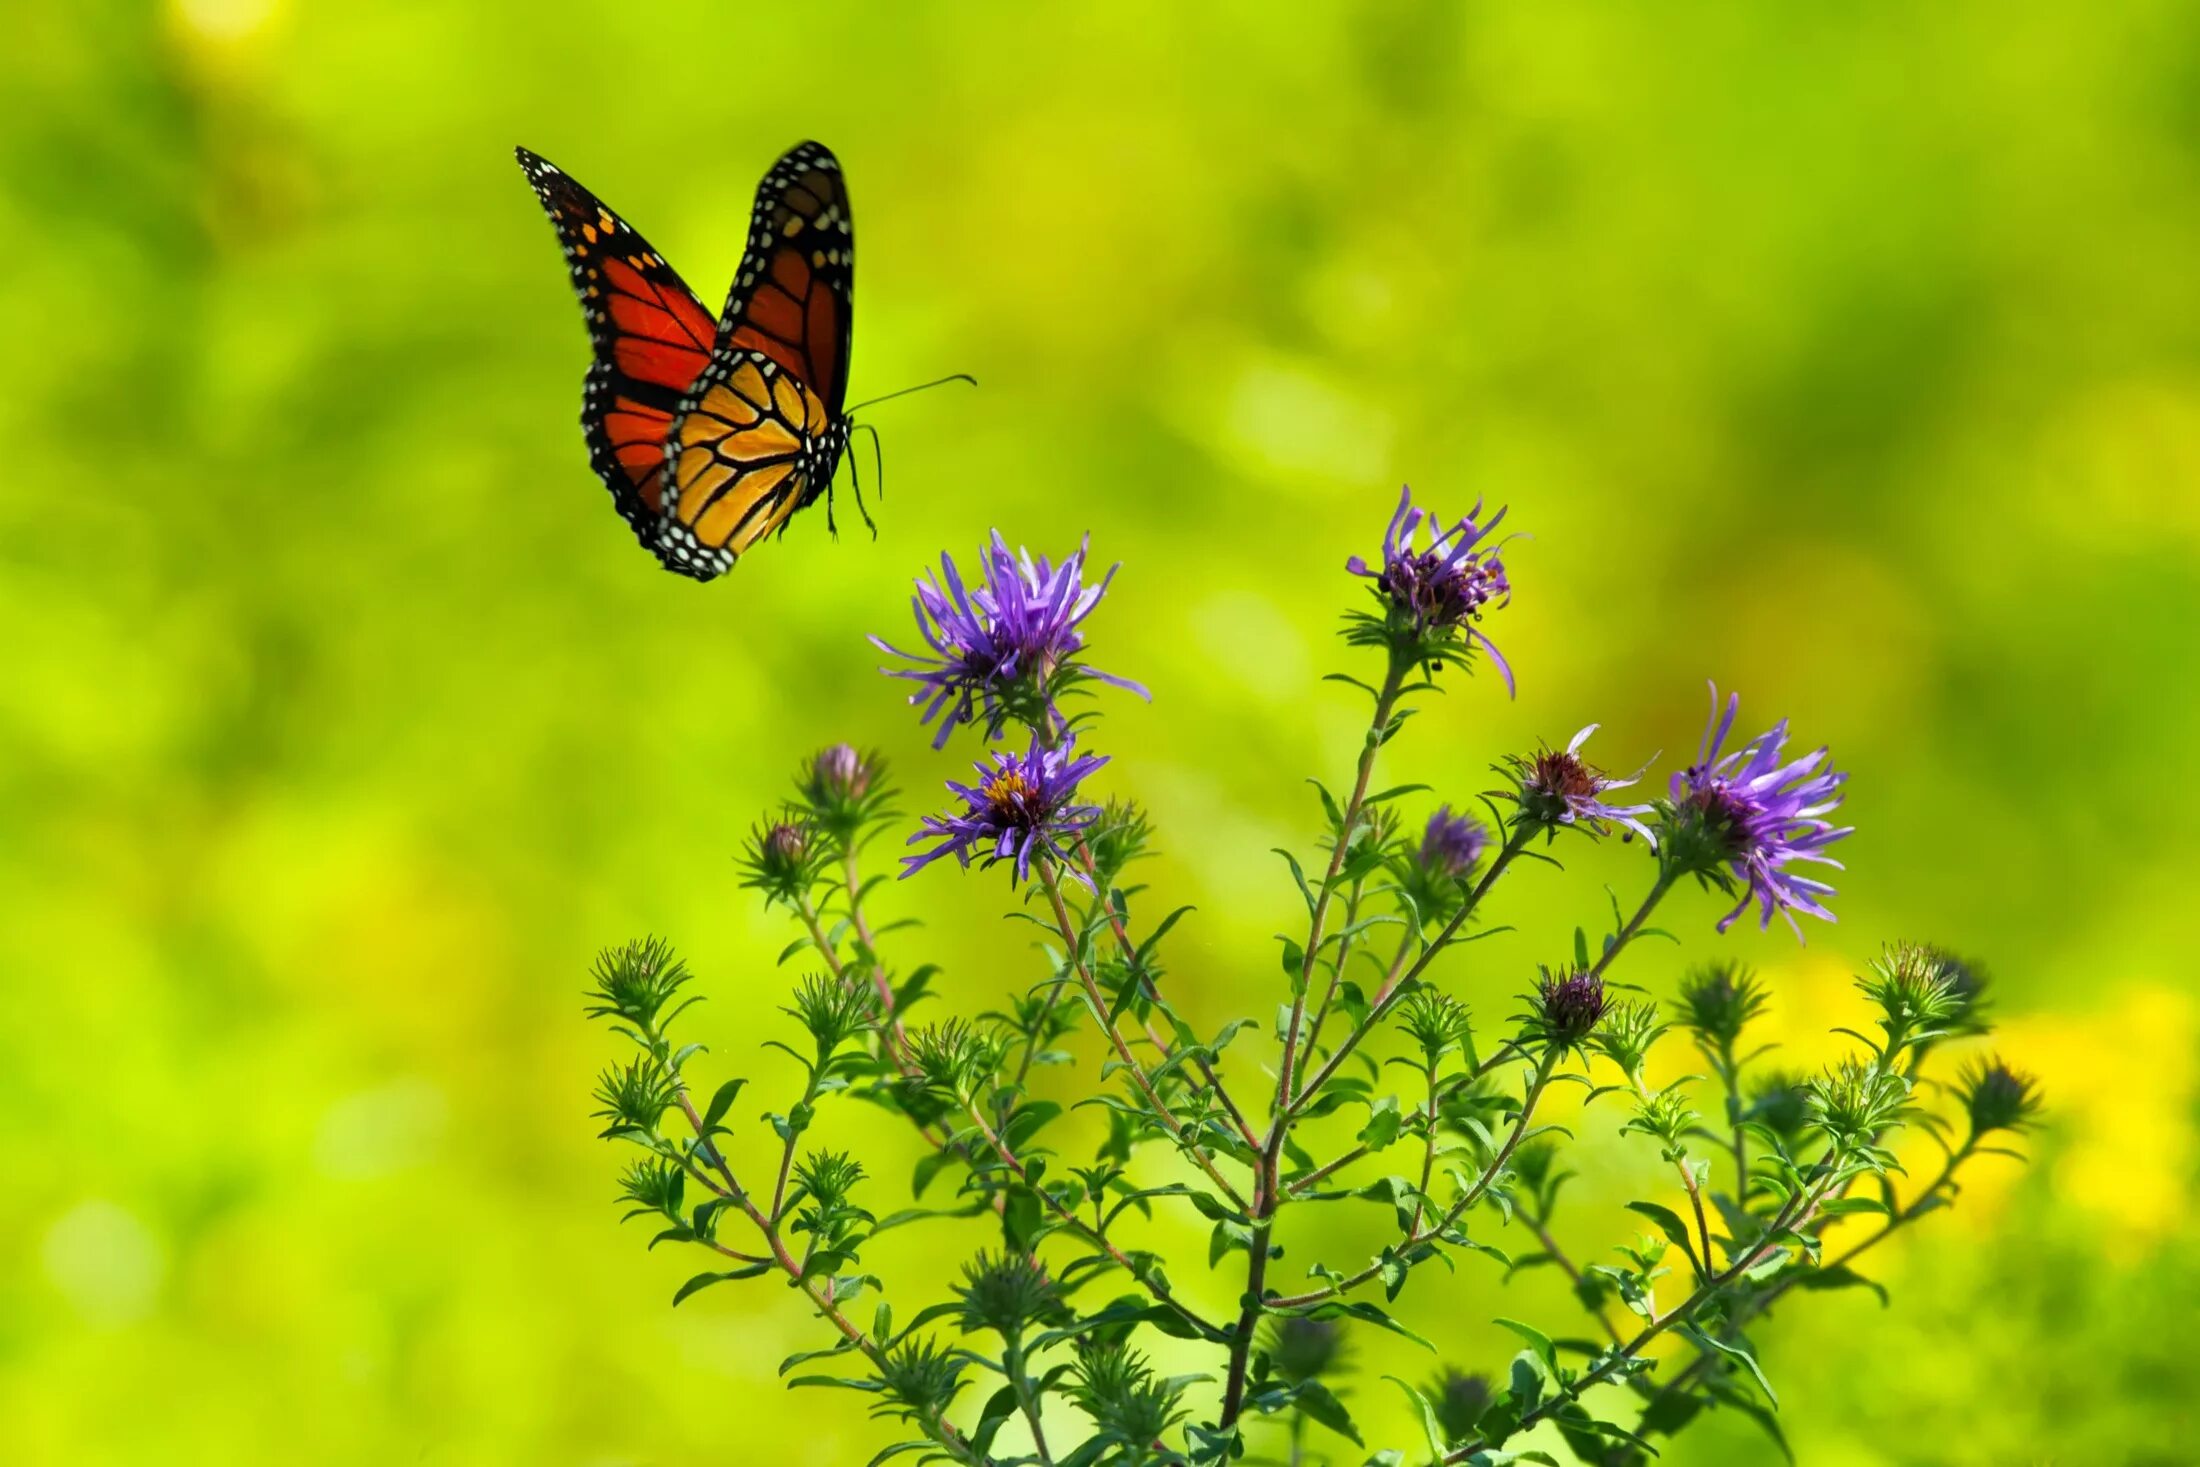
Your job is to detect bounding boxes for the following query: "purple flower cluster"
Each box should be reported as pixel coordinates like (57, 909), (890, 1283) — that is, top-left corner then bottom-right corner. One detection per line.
(1671, 686), (1853, 935)
(1419, 806), (1491, 881)
(1347, 486), (1514, 693)
(902, 734), (1107, 885)
(875, 532), (1146, 747)
(1515, 725), (1657, 843)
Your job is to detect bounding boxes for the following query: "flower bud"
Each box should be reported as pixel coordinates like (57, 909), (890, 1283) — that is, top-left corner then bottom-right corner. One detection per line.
(1530, 967), (1611, 1050)
(739, 813), (820, 905)
(810, 742), (873, 802)
(1264, 1315), (1350, 1384)
(1746, 1068), (1814, 1146)
(1673, 961), (1768, 1052)
(1429, 1368), (1492, 1441)
(1958, 1056), (2042, 1137)
(1808, 1060), (1912, 1151)
(1592, 999), (1668, 1077)
(955, 1250), (1068, 1336)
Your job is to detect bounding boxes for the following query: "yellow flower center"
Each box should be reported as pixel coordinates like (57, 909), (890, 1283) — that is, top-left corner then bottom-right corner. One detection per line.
(983, 769), (1035, 810)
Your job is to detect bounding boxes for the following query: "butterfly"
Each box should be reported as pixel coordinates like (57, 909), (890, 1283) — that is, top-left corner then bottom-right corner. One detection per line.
(517, 141), (857, 581)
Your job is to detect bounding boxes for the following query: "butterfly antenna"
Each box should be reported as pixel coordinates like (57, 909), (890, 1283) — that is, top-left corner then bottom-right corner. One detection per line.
(860, 422), (885, 507)
(844, 373), (976, 415)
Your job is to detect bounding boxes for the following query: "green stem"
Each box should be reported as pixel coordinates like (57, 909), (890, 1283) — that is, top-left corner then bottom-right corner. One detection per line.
(1037, 866), (1250, 1212)
(957, 1093), (1222, 1339)
(1004, 1334), (1054, 1467)
(1445, 1167), (1843, 1461)
(1288, 820), (1536, 1114)
(1267, 1056), (1556, 1309)
(1519, 1207), (1623, 1343)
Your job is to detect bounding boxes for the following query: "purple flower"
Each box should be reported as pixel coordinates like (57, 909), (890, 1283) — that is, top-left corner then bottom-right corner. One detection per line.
(1533, 967), (1611, 1046)
(1512, 725), (1657, 843)
(903, 735), (1107, 885)
(1669, 685), (1853, 936)
(874, 532), (1147, 748)
(1346, 486), (1515, 693)
(1419, 806), (1491, 881)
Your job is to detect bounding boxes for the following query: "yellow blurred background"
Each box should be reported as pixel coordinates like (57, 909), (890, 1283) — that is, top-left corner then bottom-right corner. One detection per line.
(4, 1), (2197, 1462)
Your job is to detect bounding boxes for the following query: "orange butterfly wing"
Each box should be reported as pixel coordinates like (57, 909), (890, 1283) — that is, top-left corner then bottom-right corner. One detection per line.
(516, 147), (715, 551)
(656, 351), (833, 581)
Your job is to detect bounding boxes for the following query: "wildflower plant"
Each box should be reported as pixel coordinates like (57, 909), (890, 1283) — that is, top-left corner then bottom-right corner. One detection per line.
(580, 495), (2037, 1464)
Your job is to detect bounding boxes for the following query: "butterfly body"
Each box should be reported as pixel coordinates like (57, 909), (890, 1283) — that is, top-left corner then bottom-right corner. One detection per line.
(517, 141), (855, 580)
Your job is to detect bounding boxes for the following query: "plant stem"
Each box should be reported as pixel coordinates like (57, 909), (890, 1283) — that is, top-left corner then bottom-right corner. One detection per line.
(1519, 1208), (1623, 1343)
(1273, 657), (1408, 1125)
(1037, 867), (1250, 1213)
(1288, 821), (1535, 1112)
(1004, 1334), (1055, 1467)
(958, 1095), (1223, 1339)
(1590, 868), (1677, 982)
(1443, 1171), (1841, 1461)
(1412, 1056), (1441, 1234)
(1283, 1039), (1526, 1198)
(1266, 1056), (1556, 1309)
(1222, 656), (1411, 1435)
(663, 1061), (987, 1464)
(1068, 839), (1262, 1153)
(1298, 875), (1366, 1067)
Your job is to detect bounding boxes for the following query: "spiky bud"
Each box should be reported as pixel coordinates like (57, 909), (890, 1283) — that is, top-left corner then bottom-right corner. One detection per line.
(739, 813), (823, 905)
(1673, 961), (1768, 1052)
(1526, 966), (1611, 1051)
(1264, 1314), (1351, 1384)
(584, 936), (694, 1032)
(1958, 1056), (2042, 1137)
(954, 1250), (1068, 1337)
(1592, 999), (1668, 1077)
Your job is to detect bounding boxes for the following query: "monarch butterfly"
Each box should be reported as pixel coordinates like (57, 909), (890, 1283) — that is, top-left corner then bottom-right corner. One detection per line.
(517, 141), (857, 580)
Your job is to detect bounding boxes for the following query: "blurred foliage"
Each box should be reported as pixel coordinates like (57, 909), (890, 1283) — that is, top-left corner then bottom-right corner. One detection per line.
(2, 0), (2196, 1462)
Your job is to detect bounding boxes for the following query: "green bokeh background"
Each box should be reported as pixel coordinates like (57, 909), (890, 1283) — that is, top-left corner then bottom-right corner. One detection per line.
(5, 1), (2197, 1462)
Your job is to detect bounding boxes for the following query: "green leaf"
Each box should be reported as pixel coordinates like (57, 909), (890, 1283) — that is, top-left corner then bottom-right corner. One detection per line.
(911, 1150), (956, 1199)
(672, 1268), (763, 1305)
(1509, 1352), (1544, 1413)
(1377, 1247), (1409, 1301)
(1625, 1200), (1702, 1273)
(1385, 1375), (1447, 1460)
(1680, 1325), (1778, 1408)
(1357, 1095), (1404, 1151)
(1296, 1299), (1434, 1353)
(700, 1078), (747, 1132)
(1289, 1380), (1361, 1444)
(1493, 1317), (1559, 1376)
(1273, 849), (1317, 915)
(1794, 1263), (1889, 1307)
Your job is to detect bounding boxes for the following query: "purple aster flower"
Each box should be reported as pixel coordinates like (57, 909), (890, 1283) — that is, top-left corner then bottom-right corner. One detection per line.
(1419, 806), (1491, 881)
(1668, 684), (1853, 936)
(1509, 725), (1657, 843)
(874, 532), (1148, 748)
(1346, 485), (1515, 693)
(902, 734), (1107, 885)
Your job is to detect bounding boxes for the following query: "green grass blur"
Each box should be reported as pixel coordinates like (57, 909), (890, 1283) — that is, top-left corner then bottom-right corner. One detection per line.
(4, 1), (2197, 1462)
